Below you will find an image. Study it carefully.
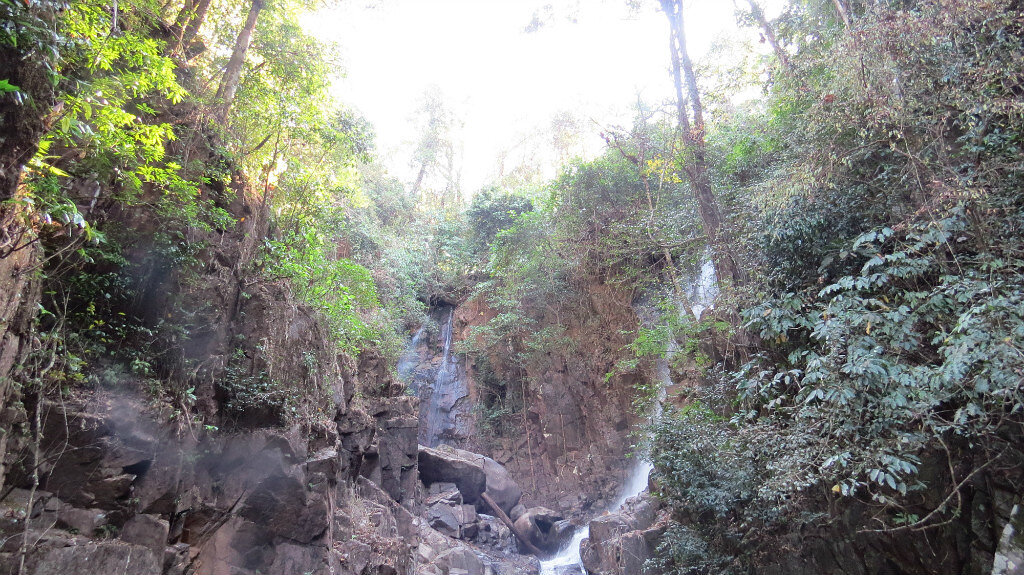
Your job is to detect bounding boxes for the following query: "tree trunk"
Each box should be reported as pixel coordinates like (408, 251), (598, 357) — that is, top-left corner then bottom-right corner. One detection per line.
(742, 0), (791, 70)
(181, 0), (212, 47)
(659, 0), (743, 288)
(168, 0), (212, 55)
(833, 0), (853, 29)
(216, 0), (263, 122)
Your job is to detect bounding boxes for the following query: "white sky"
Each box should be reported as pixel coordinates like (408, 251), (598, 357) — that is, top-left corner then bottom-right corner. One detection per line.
(303, 0), (778, 195)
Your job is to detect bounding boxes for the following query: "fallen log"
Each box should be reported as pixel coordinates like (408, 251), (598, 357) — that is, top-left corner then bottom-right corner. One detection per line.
(481, 491), (544, 556)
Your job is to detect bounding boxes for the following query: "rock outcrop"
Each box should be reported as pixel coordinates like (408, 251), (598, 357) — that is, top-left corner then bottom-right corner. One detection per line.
(581, 495), (666, 575)
(419, 445), (523, 516)
(451, 287), (648, 519)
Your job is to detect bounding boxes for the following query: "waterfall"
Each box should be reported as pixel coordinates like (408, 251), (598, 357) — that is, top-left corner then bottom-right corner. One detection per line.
(420, 308), (467, 447)
(397, 324), (427, 383)
(539, 358), (671, 575)
(688, 257), (718, 319)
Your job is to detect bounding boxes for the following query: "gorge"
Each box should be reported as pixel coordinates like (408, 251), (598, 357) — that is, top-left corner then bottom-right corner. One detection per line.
(2, 1), (1024, 575)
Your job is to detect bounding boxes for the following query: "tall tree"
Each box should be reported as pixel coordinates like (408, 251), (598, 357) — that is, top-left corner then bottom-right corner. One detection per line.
(659, 0), (743, 288)
(735, 0), (791, 71)
(408, 87), (462, 210)
(215, 0), (264, 122)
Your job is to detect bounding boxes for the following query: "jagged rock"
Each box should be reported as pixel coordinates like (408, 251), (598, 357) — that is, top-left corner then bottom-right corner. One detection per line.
(581, 498), (667, 575)
(512, 507), (573, 554)
(55, 504), (108, 535)
(355, 475), (420, 541)
(431, 481), (460, 495)
(458, 504), (477, 525)
(120, 513), (169, 559)
(338, 539), (374, 574)
(239, 473), (329, 544)
(305, 447), (340, 478)
(419, 542), (437, 562)
(31, 541), (161, 575)
(588, 512), (634, 545)
(428, 501), (462, 537)
(428, 484), (463, 506)
(435, 547), (485, 575)
(269, 541), (337, 574)
(163, 543), (190, 575)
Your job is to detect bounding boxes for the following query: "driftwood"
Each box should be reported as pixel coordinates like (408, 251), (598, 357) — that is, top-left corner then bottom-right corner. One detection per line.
(480, 492), (544, 556)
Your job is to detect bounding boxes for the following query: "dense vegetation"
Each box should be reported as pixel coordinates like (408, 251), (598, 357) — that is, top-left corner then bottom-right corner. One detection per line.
(2, 0), (1022, 572)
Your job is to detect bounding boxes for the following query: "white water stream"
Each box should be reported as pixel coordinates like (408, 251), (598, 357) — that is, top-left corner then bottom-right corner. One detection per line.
(539, 358), (670, 575)
(538, 259), (716, 574)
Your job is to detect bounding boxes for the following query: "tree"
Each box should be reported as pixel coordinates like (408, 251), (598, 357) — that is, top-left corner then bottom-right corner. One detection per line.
(659, 0), (743, 288)
(216, 0), (264, 122)
(167, 0), (213, 55)
(408, 87), (463, 210)
(734, 0), (791, 71)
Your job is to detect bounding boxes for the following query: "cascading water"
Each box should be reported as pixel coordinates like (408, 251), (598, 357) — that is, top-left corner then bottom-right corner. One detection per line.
(539, 358), (671, 575)
(419, 308), (469, 447)
(688, 257), (718, 319)
(540, 258), (714, 574)
(396, 324), (427, 383)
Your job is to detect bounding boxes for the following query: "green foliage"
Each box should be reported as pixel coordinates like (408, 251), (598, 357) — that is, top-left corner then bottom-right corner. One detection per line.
(263, 230), (381, 354)
(465, 188), (533, 253)
(739, 208), (1024, 501)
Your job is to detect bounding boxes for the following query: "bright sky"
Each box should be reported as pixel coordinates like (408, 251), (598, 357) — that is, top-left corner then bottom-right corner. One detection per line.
(304, 0), (777, 195)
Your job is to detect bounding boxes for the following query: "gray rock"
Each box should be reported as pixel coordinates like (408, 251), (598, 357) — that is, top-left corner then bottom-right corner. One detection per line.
(436, 547), (484, 575)
(163, 543), (190, 575)
(32, 541), (160, 575)
(55, 505), (108, 535)
(993, 504), (1024, 575)
(509, 504), (527, 523)
(120, 513), (169, 559)
(512, 507), (573, 554)
(239, 473), (329, 543)
(428, 501), (462, 538)
(419, 446), (488, 505)
(418, 445), (522, 515)
(480, 457), (522, 515)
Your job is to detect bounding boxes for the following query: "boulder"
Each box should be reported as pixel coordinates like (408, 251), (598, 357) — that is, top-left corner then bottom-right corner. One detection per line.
(120, 513), (169, 559)
(428, 501), (462, 538)
(418, 446), (487, 505)
(435, 547), (484, 575)
(418, 445), (522, 515)
(480, 457), (522, 515)
(512, 507), (574, 554)
(509, 503), (527, 523)
(581, 500), (667, 575)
